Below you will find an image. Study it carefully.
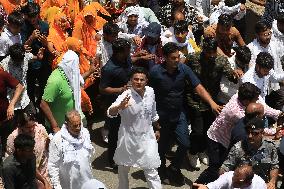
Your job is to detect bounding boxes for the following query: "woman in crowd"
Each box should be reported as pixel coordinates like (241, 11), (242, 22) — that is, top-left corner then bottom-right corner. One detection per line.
(73, 3), (109, 57)
(6, 111), (51, 189)
(47, 12), (70, 63)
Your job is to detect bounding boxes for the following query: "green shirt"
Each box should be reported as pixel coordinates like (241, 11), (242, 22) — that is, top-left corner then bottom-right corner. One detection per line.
(185, 52), (236, 111)
(42, 68), (75, 128)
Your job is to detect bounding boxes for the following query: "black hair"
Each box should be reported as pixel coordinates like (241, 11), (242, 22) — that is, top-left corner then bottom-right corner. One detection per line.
(8, 43), (25, 62)
(22, 2), (40, 17)
(103, 22), (120, 36)
(14, 134), (35, 150)
(245, 117), (264, 130)
(238, 82), (261, 102)
(255, 52), (274, 70)
(174, 20), (188, 33)
(112, 38), (131, 54)
(254, 20), (271, 34)
(0, 15), (4, 29)
(14, 110), (36, 128)
(202, 37), (218, 51)
(224, 0), (238, 7)
(276, 15), (284, 22)
(218, 14), (233, 28)
(8, 11), (24, 27)
(162, 42), (179, 56)
(130, 66), (148, 78)
(234, 46), (251, 66)
(243, 112), (260, 124)
(244, 106), (263, 124)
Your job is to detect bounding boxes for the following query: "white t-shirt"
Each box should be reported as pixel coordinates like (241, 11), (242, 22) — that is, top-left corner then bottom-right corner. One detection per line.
(0, 53), (33, 109)
(0, 27), (22, 56)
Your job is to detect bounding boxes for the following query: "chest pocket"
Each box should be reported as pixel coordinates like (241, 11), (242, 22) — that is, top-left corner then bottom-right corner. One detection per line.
(143, 96), (153, 117)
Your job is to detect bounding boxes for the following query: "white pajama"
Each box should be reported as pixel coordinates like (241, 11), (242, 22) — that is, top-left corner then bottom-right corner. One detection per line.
(118, 166), (162, 189)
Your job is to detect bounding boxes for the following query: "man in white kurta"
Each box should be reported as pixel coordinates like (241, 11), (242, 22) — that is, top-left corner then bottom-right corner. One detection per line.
(241, 52), (284, 99)
(193, 164), (266, 189)
(107, 67), (161, 189)
(48, 110), (100, 189)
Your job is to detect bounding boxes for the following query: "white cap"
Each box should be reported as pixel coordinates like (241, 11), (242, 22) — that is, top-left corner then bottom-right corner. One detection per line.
(81, 179), (107, 189)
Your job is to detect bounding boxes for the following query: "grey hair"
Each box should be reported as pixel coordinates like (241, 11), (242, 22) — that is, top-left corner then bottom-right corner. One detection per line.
(65, 110), (81, 122)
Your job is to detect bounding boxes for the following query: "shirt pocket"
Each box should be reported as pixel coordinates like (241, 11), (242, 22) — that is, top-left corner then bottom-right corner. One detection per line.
(143, 97), (153, 117)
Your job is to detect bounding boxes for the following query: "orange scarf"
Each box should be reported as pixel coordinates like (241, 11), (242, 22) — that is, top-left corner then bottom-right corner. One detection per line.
(0, 0), (25, 14)
(43, 6), (61, 25)
(73, 3), (110, 56)
(40, 0), (67, 20)
(47, 13), (69, 52)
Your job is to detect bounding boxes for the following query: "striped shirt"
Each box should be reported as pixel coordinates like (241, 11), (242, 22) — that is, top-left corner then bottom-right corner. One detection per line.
(207, 94), (281, 148)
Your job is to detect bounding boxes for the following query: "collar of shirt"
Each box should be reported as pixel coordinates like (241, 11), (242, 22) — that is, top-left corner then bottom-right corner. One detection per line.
(110, 56), (132, 68)
(160, 63), (182, 74)
(252, 39), (270, 52)
(130, 86), (148, 99)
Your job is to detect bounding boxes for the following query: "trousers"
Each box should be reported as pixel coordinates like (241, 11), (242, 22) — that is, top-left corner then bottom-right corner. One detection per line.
(158, 111), (190, 170)
(117, 165), (162, 189)
(188, 108), (215, 154)
(196, 139), (228, 184)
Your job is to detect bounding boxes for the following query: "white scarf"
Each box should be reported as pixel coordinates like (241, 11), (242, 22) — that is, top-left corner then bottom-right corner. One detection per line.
(60, 123), (93, 163)
(169, 35), (195, 54)
(58, 50), (84, 112)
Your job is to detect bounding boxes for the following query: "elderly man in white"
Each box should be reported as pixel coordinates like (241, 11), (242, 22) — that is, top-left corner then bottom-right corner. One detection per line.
(193, 164), (266, 189)
(48, 110), (105, 189)
(107, 67), (162, 189)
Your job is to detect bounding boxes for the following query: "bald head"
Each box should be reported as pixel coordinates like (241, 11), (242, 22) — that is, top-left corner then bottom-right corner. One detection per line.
(245, 103), (264, 118)
(232, 164), (254, 187)
(65, 109), (81, 123)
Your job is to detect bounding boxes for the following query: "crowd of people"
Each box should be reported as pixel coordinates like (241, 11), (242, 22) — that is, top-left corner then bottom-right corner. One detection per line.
(0, 0), (283, 188)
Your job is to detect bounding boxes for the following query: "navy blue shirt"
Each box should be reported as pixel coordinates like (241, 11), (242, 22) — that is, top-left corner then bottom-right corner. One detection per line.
(229, 118), (247, 149)
(2, 155), (37, 189)
(100, 57), (132, 106)
(149, 63), (200, 122)
(21, 20), (49, 70)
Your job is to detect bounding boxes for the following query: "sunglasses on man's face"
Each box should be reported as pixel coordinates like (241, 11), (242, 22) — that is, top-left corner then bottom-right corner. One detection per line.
(246, 129), (262, 136)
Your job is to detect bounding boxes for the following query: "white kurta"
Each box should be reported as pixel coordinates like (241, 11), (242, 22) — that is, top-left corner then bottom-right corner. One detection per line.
(241, 66), (284, 99)
(48, 125), (94, 189)
(247, 39), (278, 69)
(107, 86), (161, 169)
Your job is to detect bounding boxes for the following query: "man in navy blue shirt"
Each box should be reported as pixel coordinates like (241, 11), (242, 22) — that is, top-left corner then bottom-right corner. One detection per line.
(149, 42), (222, 186)
(99, 38), (132, 169)
(21, 2), (50, 117)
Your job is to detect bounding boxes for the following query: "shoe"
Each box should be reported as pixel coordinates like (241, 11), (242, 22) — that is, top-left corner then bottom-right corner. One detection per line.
(167, 165), (185, 186)
(158, 167), (170, 184)
(110, 162), (118, 170)
(101, 128), (109, 143)
(199, 152), (209, 165)
(188, 152), (201, 169)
